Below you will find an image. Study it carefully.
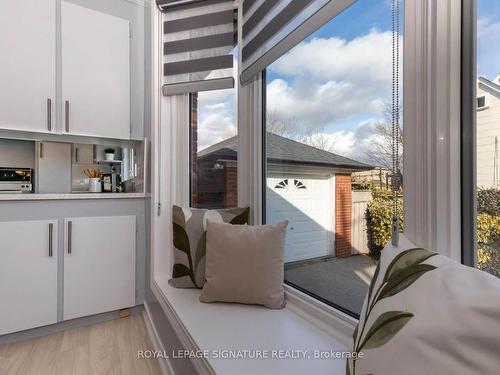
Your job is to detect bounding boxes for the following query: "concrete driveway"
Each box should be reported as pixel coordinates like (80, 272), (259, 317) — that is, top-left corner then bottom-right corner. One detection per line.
(285, 254), (377, 316)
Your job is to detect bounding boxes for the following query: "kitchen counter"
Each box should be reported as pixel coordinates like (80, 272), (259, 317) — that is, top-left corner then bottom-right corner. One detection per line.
(0, 192), (149, 201)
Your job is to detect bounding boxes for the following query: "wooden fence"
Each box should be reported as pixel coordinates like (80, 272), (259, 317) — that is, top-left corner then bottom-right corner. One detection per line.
(351, 190), (372, 254)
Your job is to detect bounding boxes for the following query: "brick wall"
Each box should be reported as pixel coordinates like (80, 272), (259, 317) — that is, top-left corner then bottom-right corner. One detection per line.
(225, 165), (238, 207)
(335, 174), (352, 257)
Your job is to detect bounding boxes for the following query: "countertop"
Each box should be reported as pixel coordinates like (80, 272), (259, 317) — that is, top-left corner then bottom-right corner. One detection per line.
(0, 192), (149, 201)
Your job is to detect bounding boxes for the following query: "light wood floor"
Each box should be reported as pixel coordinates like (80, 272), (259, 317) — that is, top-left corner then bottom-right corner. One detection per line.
(0, 314), (162, 375)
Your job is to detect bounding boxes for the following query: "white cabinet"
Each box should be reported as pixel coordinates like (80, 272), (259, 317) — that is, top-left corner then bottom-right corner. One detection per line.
(61, 1), (130, 139)
(37, 142), (72, 194)
(0, 1), (130, 139)
(0, 220), (58, 335)
(63, 216), (136, 320)
(0, 0), (55, 134)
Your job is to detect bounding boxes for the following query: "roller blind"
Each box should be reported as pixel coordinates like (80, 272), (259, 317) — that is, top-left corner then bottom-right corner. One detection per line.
(157, 0), (237, 95)
(240, 0), (356, 85)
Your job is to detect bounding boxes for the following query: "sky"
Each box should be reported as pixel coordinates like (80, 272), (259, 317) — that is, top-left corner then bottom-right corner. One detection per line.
(196, 0), (500, 163)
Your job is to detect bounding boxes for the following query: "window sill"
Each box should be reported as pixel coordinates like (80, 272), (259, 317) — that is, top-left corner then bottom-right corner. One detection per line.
(152, 276), (355, 375)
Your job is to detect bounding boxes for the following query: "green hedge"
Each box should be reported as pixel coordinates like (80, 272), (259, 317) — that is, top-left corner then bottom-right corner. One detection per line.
(352, 182), (373, 191)
(365, 188), (499, 276)
(477, 213), (500, 277)
(478, 188), (500, 216)
(366, 190), (403, 255)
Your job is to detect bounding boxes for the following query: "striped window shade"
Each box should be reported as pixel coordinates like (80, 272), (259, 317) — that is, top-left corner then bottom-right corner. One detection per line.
(157, 0), (237, 96)
(240, 0), (356, 85)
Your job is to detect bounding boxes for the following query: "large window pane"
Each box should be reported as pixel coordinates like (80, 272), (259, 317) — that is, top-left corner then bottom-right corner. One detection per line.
(475, 0), (500, 277)
(264, 0), (403, 317)
(190, 88), (237, 209)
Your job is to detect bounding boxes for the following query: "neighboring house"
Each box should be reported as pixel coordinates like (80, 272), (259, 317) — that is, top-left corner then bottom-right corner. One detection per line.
(477, 74), (500, 188)
(196, 133), (373, 262)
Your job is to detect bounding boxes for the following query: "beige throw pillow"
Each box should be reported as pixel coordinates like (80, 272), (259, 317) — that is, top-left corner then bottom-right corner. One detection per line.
(199, 221), (288, 309)
(170, 206), (250, 289)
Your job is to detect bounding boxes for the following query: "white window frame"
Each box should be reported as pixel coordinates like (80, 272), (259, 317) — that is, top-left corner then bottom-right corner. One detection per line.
(403, 0), (462, 261)
(150, 0), (465, 342)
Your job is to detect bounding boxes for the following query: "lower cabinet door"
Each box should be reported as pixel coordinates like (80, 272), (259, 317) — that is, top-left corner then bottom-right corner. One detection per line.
(63, 216), (136, 320)
(0, 220), (58, 335)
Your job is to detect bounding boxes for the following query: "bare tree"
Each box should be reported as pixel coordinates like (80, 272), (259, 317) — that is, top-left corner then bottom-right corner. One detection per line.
(266, 109), (303, 140)
(300, 127), (336, 153)
(365, 104), (403, 170)
(266, 109), (336, 152)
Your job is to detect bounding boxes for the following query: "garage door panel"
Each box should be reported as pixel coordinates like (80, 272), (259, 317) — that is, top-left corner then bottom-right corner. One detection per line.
(289, 221), (327, 234)
(266, 176), (333, 262)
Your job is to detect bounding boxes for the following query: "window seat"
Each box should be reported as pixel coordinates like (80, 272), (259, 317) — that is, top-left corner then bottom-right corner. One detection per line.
(153, 276), (353, 375)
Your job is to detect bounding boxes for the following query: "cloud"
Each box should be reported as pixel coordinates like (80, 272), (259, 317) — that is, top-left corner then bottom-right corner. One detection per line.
(267, 78), (385, 128)
(266, 29), (397, 130)
(300, 120), (385, 165)
(197, 90), (237, 150)
(270, 28), (394, 84)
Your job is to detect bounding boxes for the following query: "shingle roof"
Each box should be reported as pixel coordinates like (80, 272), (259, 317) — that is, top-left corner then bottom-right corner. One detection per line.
(198, 133), (373, 170)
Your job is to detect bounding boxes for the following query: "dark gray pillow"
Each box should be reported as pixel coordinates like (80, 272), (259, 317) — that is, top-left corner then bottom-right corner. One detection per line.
(169, 205), (250, 288)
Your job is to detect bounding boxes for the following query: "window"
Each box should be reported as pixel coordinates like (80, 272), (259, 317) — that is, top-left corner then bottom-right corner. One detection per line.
(477, 95), (489, 110)
(263, 0), (403, 317)
(472, 0), (500, 277)
(189, 88), (237, 209)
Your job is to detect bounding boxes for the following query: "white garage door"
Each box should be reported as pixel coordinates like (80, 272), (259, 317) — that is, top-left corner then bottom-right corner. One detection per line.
(267, 176), (334, 263)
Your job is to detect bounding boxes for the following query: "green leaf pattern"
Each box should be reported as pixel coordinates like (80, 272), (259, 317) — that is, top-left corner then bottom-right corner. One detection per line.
(349, 247), (437, 374)
(171, 206), (249, 288)
(358, 311), (413, 350)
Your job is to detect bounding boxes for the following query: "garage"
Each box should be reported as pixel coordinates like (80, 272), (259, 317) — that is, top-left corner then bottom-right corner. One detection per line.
(196, 132), (374, 260)
(267, 175), (334, 262)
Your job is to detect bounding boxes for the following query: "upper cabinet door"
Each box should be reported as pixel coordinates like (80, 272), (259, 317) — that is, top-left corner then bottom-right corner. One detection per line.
(0, 0), (55, 134)
(61, 2), (130, 139)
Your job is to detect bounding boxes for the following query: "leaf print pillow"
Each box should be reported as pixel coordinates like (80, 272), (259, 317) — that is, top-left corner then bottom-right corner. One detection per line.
(348, 235), (500, 375)
(169, 205), (250, 288)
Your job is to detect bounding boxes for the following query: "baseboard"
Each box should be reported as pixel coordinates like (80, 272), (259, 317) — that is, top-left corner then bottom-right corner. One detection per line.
(143, 303), (176, 375)
(0, 305), (144, 345)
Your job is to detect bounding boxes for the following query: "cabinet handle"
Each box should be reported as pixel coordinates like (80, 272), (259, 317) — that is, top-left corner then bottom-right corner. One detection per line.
(92, 145), (96, 162)
(75, 147), (79, 163)
(47, 98), (52, 131)
(48, 223), (53, 257)
(67, 221), (72, 254)
(40, 143), (44, 158)
(65, 100), (70, 132)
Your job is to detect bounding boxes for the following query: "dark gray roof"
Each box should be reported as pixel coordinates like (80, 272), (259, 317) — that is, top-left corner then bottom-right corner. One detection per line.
(198, 133), (373, 170)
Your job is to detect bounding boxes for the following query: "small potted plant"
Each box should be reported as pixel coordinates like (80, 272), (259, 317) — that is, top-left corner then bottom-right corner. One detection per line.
(104, 147), (115, 161)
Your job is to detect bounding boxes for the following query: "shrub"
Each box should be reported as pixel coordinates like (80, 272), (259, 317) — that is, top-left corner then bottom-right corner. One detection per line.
(352, 182), (373, 191)
(367, 192), (403, 255)
(477, 213), (500, 243)
(477, 188), (500, 216)
(370, 188), (401, 201)
(477, 213), (500, 277)
(364, 188), (499, 276)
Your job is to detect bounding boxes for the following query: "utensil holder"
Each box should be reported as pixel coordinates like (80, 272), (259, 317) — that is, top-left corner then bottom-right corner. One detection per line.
(89, 178), (102, 193)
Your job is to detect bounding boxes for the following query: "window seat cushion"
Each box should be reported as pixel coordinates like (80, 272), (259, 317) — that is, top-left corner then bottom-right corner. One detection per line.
(155, 276), (350, 375)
